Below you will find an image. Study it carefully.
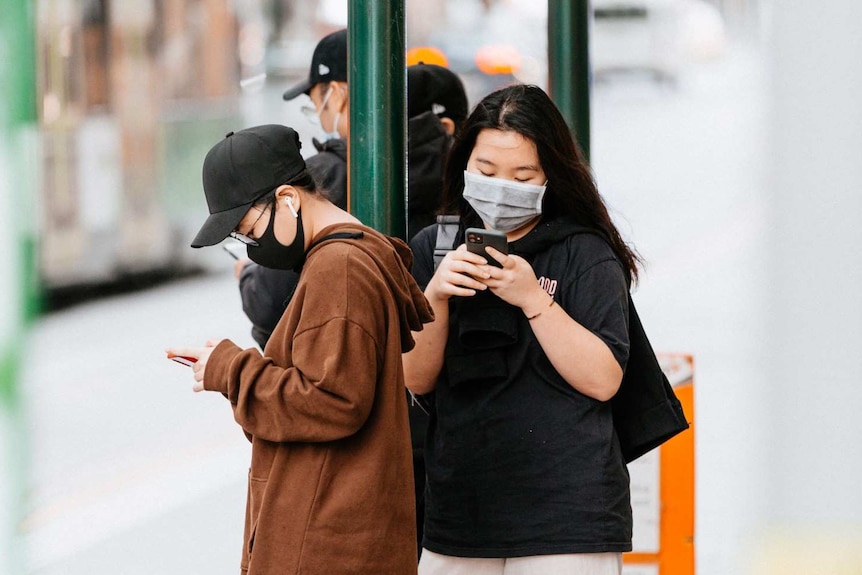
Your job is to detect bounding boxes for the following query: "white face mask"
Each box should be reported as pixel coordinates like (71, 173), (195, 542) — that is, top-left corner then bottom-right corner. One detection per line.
(324, 112), (341, 142)
(462, 171), (547, 232)
(318, 86), (341, 142)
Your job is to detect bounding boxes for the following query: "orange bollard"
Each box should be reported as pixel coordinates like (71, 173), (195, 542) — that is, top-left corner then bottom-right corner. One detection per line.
(624, 353), (695, 575)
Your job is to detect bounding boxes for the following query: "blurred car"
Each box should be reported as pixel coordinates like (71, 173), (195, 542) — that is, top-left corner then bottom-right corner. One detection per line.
(423, 0), (726, 94)
(593, 0), (727, 83)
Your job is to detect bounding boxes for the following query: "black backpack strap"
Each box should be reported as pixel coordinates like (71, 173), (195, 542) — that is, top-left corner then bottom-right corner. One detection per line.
(433, 215), (460, 269)
(307, 231), (364, 252)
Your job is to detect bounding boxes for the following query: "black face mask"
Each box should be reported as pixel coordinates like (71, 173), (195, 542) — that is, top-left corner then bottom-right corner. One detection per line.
(246, 205), (307, 271)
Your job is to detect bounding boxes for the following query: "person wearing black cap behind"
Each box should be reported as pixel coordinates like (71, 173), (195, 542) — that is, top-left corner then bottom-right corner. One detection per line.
(168, 124), (433, 574)
(406, 62), (469, 240)
(283, 28), (349, 207)
(403, 61), (469, 558)
(233, 28), (349, 350)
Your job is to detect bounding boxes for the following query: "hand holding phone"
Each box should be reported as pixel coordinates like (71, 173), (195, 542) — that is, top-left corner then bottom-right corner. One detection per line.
(166, 344), (221, 393)
(465, 227), (508, 268)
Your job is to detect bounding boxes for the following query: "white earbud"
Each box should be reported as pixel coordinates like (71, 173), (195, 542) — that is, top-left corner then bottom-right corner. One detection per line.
(285, 197), (298, 218)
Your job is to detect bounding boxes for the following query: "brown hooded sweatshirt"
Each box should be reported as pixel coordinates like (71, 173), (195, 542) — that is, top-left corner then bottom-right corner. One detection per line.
(204, 223), (434, 574)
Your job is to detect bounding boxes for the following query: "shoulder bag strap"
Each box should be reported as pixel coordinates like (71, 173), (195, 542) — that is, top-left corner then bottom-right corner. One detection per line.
(433, 215), (461, 270)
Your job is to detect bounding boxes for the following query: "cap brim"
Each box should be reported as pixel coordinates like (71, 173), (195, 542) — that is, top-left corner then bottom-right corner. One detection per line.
(190, 202), (253, 248)
(283, 78), (314, 101)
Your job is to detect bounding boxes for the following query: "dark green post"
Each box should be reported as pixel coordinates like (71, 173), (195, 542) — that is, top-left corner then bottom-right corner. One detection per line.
(0, 1), (37, 572)
(348, 0), (407, 239)
(548, 0), (591, 161)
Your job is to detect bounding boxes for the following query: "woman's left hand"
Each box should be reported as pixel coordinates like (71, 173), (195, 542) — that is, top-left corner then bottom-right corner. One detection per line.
(166, 339), (223, 392)
(480, 247), (547, 310)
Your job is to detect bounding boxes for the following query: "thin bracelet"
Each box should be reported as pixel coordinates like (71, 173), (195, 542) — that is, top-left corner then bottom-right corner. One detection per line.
(526, 294), (554, 321)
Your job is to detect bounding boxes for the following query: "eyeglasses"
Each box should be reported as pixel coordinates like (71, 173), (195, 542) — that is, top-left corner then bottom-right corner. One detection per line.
(229, 231), (258, 246)
(229, 204), (269, 246)
(299, 86), (333, 125)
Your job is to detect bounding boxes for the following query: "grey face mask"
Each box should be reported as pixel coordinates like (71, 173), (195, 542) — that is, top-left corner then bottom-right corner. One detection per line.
(462, 170), (547, 232)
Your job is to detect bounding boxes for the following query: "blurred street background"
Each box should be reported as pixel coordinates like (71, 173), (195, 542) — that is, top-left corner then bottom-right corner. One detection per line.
(2, 0), (862, 574)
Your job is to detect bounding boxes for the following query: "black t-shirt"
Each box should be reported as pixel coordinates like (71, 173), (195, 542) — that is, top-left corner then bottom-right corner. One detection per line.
(409, 220), (633, 557)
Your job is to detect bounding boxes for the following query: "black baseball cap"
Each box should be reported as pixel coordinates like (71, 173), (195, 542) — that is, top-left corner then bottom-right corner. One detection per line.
(407, 63), (469, 126)
(191, 125), (305, 248)
(283, 29), (348, 101)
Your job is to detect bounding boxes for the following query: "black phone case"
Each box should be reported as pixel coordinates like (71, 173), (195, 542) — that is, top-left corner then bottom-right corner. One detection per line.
(465, 228), (508, 267)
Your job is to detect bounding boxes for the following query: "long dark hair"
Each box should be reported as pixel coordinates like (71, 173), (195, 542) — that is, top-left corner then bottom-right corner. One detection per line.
(441, 84), (640, 284)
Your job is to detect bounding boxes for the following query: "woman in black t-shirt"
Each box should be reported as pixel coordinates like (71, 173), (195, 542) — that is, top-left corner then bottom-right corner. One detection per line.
(403, 85), (641, 575)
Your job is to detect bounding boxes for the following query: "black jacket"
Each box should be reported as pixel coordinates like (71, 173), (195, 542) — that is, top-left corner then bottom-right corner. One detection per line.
(238, 265), (299, 349)
(407, 111), (452, 240)
(306, 137), (348, 209)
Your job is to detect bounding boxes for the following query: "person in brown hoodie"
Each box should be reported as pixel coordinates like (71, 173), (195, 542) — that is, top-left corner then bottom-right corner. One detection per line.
(168, 124), (434, 574)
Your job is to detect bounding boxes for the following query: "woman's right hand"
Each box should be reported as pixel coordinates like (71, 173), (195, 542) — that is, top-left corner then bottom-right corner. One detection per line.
(404, 246), (487, 395)
(425, 245), (492, 302)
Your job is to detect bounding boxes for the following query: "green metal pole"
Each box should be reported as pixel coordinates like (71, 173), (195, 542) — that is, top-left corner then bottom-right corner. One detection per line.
(548, 0), (591, 161)
(0, 0), (37, 573)
(348, 0), (407, 239)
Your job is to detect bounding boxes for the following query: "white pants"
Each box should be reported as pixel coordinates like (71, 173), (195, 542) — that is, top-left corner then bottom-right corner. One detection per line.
(418, 549), (622, 575)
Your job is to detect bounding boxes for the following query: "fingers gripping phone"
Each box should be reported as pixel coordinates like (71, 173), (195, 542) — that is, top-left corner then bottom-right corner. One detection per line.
(465, 228), (508, 268)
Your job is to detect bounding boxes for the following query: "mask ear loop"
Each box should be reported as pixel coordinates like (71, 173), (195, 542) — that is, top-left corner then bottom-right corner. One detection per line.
(285, 197), (299, 218)
(329, 86), (346, 136)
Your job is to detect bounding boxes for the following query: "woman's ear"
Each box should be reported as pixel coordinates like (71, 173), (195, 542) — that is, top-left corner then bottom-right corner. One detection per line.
(275, 185), (300, 216)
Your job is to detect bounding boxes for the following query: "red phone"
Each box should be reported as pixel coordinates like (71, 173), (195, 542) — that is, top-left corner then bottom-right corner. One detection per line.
(167, 352), (197, 367)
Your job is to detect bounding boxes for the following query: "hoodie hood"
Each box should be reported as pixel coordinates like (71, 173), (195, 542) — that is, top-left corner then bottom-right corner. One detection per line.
(510, 215), (609, 258)
(306, 223), (434, 351)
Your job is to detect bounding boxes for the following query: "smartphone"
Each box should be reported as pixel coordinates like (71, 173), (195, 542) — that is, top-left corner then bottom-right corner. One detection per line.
(465, 227), (508, 267)
(167, 352), (197, 367)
